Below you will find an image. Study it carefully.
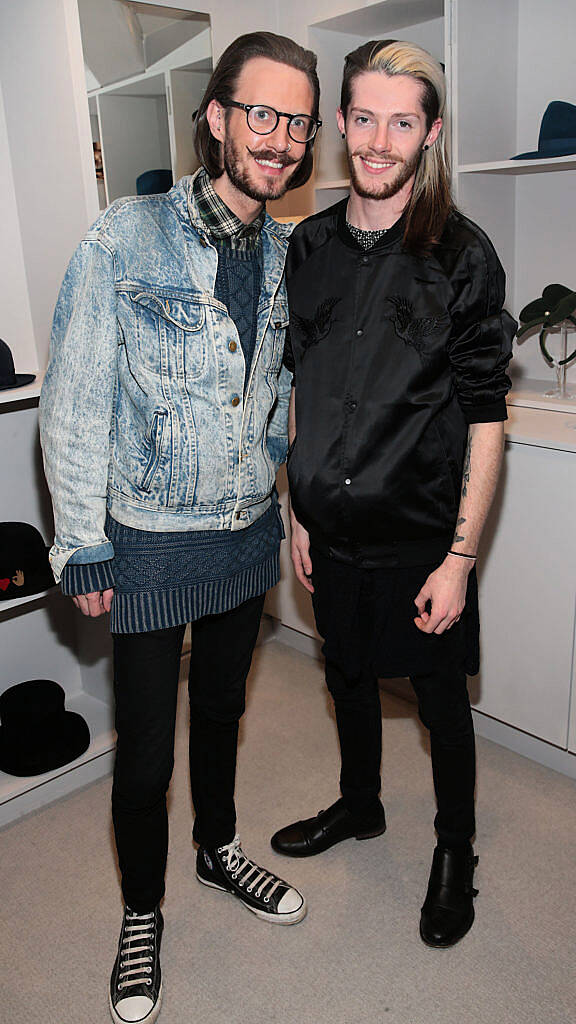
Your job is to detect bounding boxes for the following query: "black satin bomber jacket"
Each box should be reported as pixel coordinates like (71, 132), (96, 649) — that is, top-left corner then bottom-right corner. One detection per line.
(284, 199), (516, 568)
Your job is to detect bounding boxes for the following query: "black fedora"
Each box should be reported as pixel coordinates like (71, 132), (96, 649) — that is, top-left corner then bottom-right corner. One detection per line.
(0, 680), (90, 777)
(0, 338), (36, 391)
(512, 100), (576, 160)
(0, 522), (56, 601)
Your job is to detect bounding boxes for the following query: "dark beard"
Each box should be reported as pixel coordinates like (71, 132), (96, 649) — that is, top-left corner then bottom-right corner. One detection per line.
(347, 148), (421, 200)
(223, 139), (298, 202)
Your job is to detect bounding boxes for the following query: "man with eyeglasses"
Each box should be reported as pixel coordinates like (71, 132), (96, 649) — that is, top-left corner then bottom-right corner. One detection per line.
(40, 31), (320, 1024)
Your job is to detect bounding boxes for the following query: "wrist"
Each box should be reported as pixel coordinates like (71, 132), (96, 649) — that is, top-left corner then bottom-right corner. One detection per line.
(447, 549), (477, 561)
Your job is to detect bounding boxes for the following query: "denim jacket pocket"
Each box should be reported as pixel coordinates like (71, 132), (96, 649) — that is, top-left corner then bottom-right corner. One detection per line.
(129, 291), (207, 381)
(140, 408), (168, 491)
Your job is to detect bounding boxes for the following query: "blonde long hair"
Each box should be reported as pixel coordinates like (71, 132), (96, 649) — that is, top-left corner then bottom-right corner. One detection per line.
(340, 39), (454, 254)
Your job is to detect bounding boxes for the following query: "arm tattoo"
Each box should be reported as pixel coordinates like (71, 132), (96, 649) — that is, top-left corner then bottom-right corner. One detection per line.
(462, 435), (472, 497)
(453, 516), (466, 545)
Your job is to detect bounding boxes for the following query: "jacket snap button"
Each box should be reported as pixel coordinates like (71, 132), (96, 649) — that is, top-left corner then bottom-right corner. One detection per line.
(231, 395), (240, 407)
(229, 340), (237, 352)
(344, 478), (351, 485)
(356, 329), (363, 337)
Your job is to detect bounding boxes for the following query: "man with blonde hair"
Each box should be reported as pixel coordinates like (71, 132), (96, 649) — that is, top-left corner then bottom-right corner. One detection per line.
(271, 39), (516, 947)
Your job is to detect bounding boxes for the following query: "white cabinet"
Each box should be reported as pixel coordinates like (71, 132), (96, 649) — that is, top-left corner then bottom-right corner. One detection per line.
(475, 437), (575, 748)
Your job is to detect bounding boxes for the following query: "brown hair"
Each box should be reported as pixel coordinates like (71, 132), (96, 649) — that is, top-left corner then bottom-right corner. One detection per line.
(341, 39), (455, 254)
(194, 32), (320, 191)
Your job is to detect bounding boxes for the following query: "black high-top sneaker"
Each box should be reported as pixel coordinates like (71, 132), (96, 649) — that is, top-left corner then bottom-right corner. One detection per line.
(109, 905), (163, 1024)
(196, 834), (307, 925)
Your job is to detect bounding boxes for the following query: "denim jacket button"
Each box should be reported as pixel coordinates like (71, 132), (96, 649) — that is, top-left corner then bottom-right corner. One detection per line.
(228, 340), (237, 352)
(231, 395), (240, 407)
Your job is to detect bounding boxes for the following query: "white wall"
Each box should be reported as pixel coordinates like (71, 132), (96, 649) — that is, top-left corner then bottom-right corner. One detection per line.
(99, 92), (171, 200)
(0, 83), (37, 375)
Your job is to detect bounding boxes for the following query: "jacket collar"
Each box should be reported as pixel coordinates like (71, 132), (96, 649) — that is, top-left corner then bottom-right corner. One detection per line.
(168, 169), (293, 246)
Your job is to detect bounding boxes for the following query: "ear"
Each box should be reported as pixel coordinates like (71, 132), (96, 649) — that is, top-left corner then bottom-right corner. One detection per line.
(424, 117), (443, 149)
(336, 107), (346, 138)
(206, 99), (225, 143)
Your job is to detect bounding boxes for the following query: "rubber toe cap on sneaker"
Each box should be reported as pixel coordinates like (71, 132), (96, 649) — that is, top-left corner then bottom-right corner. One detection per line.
(276, 884), (307, 925)
(113, 994), (157, 1023)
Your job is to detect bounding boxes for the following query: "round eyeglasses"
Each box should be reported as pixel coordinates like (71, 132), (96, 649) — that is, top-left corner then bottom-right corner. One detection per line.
(221, 101), (322, 144)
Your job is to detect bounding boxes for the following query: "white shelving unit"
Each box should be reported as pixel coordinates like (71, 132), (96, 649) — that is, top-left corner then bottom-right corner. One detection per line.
(89, 29), (212, 206)
(0, 393), (115, 828)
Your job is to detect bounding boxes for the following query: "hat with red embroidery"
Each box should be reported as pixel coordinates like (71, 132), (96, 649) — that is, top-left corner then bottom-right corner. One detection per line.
(0, 338), (36, 391)
(0, 522), (55, 601)
(0, 680), (90, 776)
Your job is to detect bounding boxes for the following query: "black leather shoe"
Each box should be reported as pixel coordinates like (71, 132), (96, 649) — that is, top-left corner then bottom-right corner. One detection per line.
(271, 797), (386, 857)
(419, 843), (479, 947)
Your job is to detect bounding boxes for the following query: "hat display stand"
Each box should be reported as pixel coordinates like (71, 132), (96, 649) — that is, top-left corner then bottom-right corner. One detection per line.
(543, 325), (576, 400)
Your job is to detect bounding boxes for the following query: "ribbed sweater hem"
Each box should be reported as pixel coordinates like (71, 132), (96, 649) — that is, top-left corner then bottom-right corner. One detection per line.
(110, 553), (279, 634)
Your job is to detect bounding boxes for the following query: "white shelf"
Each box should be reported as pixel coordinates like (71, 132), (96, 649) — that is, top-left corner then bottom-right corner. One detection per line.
(508, 381), (576, 415)
(505, 403), (576, 455)
(0, 692), (115, 817)
(0, 588), (56, 614)
(315, 178), (350, 190)
(0, 371), (44, 405)
(458, 155), (576, 175)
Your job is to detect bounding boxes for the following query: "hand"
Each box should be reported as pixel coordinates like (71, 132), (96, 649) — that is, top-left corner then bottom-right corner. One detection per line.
(290, 513), (314, 593)
(71, 588), (114, 617)
(413, 556), (472, 634)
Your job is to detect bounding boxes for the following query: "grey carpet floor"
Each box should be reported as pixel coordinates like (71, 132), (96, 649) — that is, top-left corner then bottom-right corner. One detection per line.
(1, 639), (575, 1024)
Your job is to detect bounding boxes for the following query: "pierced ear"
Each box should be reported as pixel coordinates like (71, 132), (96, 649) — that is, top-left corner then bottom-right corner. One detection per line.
(336, 107), (346, 139)
(206, 99), (225, 142)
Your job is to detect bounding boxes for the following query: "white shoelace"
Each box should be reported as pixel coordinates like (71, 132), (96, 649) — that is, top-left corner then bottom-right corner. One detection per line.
(117, 910), (155, 990)
(218, 835), (283, 902)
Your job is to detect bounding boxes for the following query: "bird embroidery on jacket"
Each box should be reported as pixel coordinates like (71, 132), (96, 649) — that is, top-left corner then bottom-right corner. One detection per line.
(292, 297), (342, 352)
(385, 295), (443, 357)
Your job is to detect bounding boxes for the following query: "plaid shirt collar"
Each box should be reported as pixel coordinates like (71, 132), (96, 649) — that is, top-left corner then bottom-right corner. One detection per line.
(193, 167), (265, 251)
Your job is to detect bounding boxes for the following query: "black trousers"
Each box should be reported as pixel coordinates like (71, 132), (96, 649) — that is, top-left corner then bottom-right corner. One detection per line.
(310, 547), (477, 846)
(326, 660), (476, 846)
(111, 593), (265, 913)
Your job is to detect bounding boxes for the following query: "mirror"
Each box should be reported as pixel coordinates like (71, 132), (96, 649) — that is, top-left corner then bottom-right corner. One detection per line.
(77, 1), (212, 207)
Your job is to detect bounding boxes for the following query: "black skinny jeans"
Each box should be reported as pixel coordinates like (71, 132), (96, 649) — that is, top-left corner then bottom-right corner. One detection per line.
(111, 593), (265, 913)
(326, 658), (476, 846)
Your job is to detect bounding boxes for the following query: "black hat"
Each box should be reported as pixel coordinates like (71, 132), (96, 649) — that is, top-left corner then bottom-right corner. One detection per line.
(0, 680), (90, 776)
(0, 338), (36, 391)
(0, 522), (56, 601)
(512, 101), (576, 160)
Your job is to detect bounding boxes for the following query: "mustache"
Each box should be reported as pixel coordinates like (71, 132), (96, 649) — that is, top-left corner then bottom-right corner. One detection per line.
(248, 147), (298, 167)
(351, 149), (402, 164)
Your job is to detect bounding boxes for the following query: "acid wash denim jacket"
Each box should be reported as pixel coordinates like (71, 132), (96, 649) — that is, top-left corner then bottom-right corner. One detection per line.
(39, 172), (293, 583)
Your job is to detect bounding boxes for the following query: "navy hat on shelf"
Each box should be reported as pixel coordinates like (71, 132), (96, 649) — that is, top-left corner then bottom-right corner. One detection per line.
(511, 100), (576, 159)
(0, 680), (90, 777)
(0, 338), (36, 391)
(0, 522), (56, 601)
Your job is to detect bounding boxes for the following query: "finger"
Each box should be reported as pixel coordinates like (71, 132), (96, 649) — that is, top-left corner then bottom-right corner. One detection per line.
(291, 547), (314, 593)
(102, 588), (114, 613)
